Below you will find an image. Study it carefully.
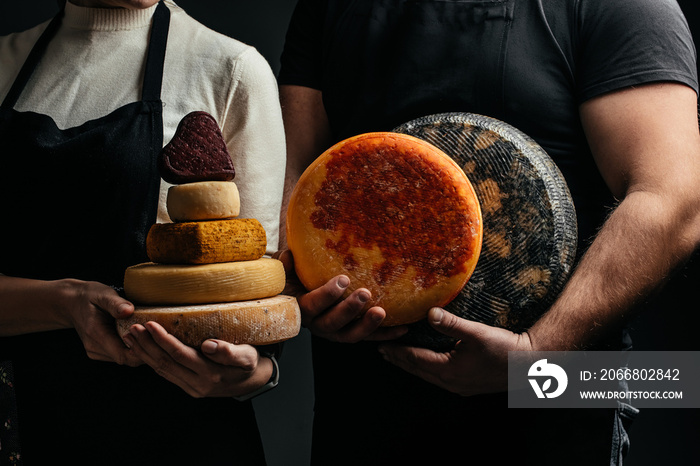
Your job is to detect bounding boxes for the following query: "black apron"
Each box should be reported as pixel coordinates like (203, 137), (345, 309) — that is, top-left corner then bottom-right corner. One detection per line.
(311, 2), (616, 465)
(0, 3), (265, 465)
(322, 0), (514, 141)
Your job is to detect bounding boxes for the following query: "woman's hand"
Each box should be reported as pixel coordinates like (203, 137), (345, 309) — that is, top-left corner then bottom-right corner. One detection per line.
(122, 322), (274, 398)
(57, 279), (143, 367)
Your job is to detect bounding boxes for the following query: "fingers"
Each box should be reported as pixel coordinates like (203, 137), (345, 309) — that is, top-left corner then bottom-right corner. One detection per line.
(328, 305), (384, 342)
(299, 277), (410, 342)
(76, 284), (139, 366)
(201, 341), (274, 394)
(378, 310), (463, 386)
(294, 270), (409, 342)
(123, 323), (270, 398)
(309, 285), (369, 329)
(378, 344), (452, 390)
(379, 311), (523, 396)
(276, 250), (312, 298)
(297, 275), (352, 324)
(91, 287), (134, 319)
(274, 248), (294, 273)
(427, 307), (491, 341)
(308, 292), (394, 343)
(123, 322), (200, 395)
(363, 324), (409, 342)
(330, 307), (408, 343)
(90, 332), (143, 367)
(200, 340), (258, 372)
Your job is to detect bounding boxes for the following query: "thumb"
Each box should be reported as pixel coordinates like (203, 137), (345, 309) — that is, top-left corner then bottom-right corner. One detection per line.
(428, 307), (491, 341)
(94, 292), (134, 320)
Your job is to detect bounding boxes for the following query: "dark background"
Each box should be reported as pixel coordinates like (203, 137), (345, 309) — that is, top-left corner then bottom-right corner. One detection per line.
(1, 1), (698, 465)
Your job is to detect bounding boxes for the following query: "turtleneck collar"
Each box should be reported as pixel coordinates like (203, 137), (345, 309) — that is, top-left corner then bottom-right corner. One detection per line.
(63, 1), (159, 31)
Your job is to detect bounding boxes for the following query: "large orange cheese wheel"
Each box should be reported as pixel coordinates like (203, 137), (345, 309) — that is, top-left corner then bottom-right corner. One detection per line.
(286, 132), (482, 326)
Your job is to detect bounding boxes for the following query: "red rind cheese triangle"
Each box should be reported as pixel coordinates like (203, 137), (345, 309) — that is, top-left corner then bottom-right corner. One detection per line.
(159, 111), (235, 184)
(286, 132), (483, 326)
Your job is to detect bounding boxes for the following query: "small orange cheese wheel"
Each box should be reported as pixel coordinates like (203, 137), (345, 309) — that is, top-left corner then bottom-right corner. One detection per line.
(287, 132), (483, 326)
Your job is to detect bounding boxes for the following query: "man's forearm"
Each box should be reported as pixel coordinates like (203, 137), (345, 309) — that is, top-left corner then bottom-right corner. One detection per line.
(529, 188), (700, 350)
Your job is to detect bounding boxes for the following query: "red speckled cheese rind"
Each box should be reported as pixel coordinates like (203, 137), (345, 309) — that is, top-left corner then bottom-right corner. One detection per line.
(287, 132), (483, 326)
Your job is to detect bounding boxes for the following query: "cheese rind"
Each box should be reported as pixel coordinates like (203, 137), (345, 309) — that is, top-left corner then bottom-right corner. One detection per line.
(167, 181), (240, 222)
(124, 258), (285, 305)
(393, 112), (578, 349)
(287, 132), (482, 326)
(116, 295), (301, 346)
(146, 218), (266, 264)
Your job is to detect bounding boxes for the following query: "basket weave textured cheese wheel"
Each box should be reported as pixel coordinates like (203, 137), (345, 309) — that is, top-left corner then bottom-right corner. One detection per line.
(117, 295), (301, 346)
(394, 113), (577, 349)
(287, 132), (482, 326)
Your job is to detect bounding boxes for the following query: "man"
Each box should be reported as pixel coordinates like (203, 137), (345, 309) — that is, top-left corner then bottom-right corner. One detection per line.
(0, 1), (285, 464)
(277, 0), (700, 464)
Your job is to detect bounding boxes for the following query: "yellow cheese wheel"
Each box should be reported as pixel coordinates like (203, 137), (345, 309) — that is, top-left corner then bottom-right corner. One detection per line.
(167, 181), (240, 222)
(124, 258), (285, 305)
(146, 218), (266, 264)
(287, 132), (482, 326)
(116, 295), (301, 346)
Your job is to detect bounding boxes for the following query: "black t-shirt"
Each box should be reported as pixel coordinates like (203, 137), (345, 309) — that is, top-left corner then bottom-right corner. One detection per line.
(279, 1), (697, 464)
(280, 0), (697, 245)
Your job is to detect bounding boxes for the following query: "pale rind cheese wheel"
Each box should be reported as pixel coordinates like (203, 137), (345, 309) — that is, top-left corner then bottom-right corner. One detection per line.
(167, 181), (240, 222)
(116, 295), (301, 346)
(124, 257), (285, 305)
(287, 132), (483, 326)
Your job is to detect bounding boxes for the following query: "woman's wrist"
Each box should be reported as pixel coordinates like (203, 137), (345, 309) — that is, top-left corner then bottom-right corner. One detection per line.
(50, 278), (84, 329)
(233, 350), (280, 401)
(0, 276), (77, 335)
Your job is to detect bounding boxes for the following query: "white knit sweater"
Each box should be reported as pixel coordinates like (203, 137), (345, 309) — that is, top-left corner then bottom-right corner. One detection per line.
(0, 1), (285, 253)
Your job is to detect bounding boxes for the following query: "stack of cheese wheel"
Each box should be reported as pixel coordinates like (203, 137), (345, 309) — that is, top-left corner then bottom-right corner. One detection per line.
(119, 112), (300, 347)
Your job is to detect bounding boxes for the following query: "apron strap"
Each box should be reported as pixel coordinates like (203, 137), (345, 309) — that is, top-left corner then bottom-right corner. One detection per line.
(1, 8), (64, 109)
(1, 1), (170, 109)
(142, 0), (170, 102)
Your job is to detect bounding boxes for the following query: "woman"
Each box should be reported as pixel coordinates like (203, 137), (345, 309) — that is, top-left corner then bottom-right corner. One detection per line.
(0, 1), (285, 464)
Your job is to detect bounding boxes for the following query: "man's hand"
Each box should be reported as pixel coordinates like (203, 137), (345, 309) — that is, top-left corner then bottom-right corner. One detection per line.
(122, 322), (274, 398)
(275, 249), (407, 343)
(378, 307), (533, 396)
